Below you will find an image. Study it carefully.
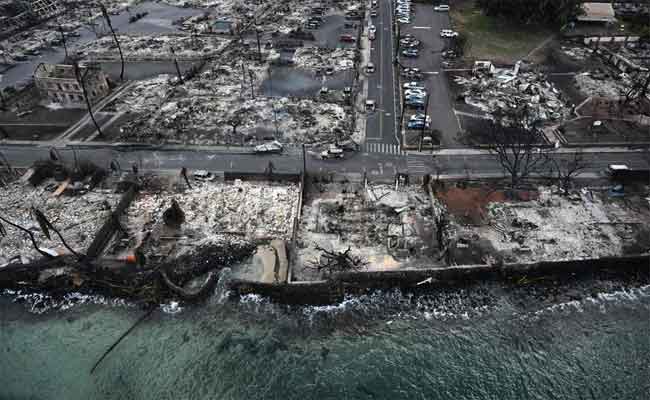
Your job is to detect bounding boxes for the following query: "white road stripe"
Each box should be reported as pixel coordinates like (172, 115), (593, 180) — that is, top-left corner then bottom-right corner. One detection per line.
(412, 26), (432, 29)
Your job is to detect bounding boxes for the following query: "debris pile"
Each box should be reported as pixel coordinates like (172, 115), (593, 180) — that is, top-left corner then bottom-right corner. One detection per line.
(0, 181), (119, 266)
(294, 182), (438, 279)
(574, 71), (633, 99)
(115, 62), (351, 145)
(78, 34), (229, 60)
(122, 179), (300, 244)
(293, 47), (357, 72)
(470, 186), (650, 263)
(454, 68), (570, 122)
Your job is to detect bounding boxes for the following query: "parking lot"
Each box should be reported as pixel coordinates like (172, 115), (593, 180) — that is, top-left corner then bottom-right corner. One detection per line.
(394, 1), (461, 148)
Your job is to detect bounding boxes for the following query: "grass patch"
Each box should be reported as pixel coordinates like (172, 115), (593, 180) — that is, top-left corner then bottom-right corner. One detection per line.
(450, 2), (556, 64)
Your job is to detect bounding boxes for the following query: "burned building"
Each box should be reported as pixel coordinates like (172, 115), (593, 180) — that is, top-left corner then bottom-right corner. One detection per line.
(34, 63), (110, 106)
(23, 0), (61, 20)
(0, 0), (34, 38)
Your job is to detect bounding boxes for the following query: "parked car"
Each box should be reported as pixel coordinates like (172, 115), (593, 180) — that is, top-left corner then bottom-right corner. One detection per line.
(340, 34), (356, 42)
(365, 99), (376, 112)
(397, 17), (411, 24)
(369, 25), (376, 34)
(402, 67), (422, 78)
(402, 48), (419, 57)
(254, 141), (283, 154)
(370, 10), (377, 17)
(399, 38), (419, 46)
(405, 89), (426, 97)
(434, 5), (450, 12)
(407, 120), (430, 129)
(440, 29), (459, 38)
(403, 82), (425, 90)
(369, 31), (376, 40)
(366, 63), (375, 73)
(441, 50), (457, 59)
(410, 113), (431, 123)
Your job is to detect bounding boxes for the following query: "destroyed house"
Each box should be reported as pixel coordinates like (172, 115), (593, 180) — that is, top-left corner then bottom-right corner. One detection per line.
(34, 63), (110, 106)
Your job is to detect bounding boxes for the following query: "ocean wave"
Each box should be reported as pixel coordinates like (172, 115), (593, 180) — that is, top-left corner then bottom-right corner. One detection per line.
(2, 289), (135, 314)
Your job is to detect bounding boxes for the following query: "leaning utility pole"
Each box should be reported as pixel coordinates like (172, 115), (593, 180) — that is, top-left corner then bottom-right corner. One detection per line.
(73, 61), (104, 138)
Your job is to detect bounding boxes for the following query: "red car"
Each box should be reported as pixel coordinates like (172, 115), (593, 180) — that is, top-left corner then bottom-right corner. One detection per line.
(339, 34), (356, 43)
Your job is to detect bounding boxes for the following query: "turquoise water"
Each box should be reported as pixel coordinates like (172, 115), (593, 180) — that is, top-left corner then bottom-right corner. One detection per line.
(1, 280), (649, 400)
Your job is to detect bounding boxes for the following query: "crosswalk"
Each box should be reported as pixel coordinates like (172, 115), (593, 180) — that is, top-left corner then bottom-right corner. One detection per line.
(363, 142), (405, 155)
(406, 157), (431, 174)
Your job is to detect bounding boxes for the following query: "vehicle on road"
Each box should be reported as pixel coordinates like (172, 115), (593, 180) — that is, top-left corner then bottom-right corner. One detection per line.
(440, 29), (459, 38)
(369, 31), (376, 40)
(365, 99), (376, 112)
(402, 48), (419, 57)
(320, 145), (344, 159)
(370, 10), (377, 17)
(340, 34), (356, 42)
(369, 25), (376, 34)
(254, 141), (283, 154)
(434, 5), (450, 12)
(366, 62), (375, 73)
(397, 17), (411, 24)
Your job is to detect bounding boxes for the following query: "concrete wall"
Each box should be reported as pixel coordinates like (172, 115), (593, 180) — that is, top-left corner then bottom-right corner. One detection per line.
(229, 254), (650, 304)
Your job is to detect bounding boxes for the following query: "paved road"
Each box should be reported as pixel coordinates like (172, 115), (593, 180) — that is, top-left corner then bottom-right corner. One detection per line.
(365, 0), (399, 151)
(1, 144), (648, 182)
(398, 4), (460, 148)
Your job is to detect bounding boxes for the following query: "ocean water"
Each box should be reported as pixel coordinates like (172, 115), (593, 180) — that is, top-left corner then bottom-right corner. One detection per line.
(0, 278), (649, 400)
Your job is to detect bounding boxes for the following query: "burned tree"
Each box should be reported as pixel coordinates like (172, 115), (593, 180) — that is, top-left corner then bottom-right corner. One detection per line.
(549, 151), (588, 194)
(307, 246), (367, 274)
(72, 60), (104, 138)
(170, 46), (184, 84)
(99, 3), (125, 81)
(163, 199), (185, 229)
(461, 105), (549, 188)
(0, 215), (54, 259)
(31, 207), (84, 260)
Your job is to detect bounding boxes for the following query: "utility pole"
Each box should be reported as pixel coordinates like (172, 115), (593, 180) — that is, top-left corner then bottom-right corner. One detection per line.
(58, 25), (69, 60)
(248, 69), (255, 99)
(254, 18), (262, 61)
(302, 143), (306, 176)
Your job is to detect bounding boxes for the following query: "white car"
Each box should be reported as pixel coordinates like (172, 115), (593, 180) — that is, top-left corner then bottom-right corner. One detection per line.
(440, 29), (459, 38)
(398, 17), (411, 24)
(368, 25), (376, 34)
(434, 5), (450, 12)
(403, 82), (425, 90)
(405, 89), (427, 97)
